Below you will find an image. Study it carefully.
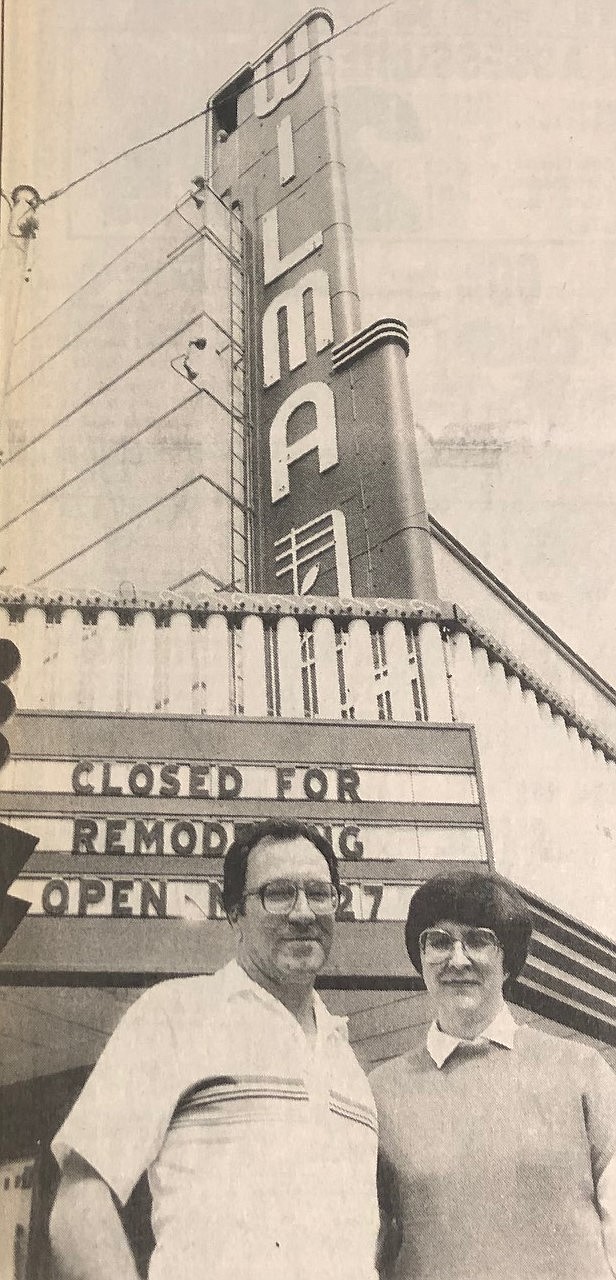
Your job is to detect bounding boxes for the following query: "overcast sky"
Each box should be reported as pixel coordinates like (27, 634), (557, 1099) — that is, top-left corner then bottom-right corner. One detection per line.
(3, 0), (616, 677)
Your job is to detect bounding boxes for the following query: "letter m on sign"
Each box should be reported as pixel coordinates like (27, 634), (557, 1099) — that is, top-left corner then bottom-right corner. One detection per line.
(262, 270), (333, 388)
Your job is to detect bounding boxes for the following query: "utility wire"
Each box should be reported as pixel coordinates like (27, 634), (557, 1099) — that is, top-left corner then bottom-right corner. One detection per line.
(10, 212), (225, 391)
(42, 2), (395, 205)
(30, 474), (214, 586)
(10, 4), (394, 347)
(19, 186), (240, 342)
(2, 312), (207, 469)
(0, 391), (201, 534)
(16, 206), (177, 342)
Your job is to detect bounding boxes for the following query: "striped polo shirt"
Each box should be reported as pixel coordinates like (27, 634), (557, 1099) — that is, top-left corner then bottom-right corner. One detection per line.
(52, 961), (380, 1280)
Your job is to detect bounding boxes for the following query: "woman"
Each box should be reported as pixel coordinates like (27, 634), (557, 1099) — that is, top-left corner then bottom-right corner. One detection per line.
(370, 871), (616, 1280)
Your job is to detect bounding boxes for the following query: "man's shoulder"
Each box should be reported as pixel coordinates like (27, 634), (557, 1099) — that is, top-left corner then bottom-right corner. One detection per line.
(123, 966), (233, 1026)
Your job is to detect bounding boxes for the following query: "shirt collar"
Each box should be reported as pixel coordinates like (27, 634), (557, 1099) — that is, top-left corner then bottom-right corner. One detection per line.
(221, 959), (348, 1041)
(426, 1002), (518, 1068)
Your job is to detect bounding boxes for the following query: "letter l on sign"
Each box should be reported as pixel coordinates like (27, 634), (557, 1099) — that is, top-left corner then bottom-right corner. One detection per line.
(262, 205), (323, 287)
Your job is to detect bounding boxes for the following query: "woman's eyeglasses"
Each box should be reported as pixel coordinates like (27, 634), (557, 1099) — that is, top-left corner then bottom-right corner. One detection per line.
(419, 927), (500, 960)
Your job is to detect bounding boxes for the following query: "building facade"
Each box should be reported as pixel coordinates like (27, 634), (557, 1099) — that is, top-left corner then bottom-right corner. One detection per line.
(0, 11), (615, 1275)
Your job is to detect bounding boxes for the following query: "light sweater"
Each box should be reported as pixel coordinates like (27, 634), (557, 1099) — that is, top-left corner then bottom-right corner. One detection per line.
(370, 1016), (616, 1280)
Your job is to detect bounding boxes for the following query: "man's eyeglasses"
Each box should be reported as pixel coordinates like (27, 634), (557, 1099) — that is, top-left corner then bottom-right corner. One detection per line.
(419, 927), (501, 960)
(243, 879), (339, 916)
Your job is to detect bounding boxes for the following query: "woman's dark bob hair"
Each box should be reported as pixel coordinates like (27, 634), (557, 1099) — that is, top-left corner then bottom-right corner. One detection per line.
(223, 819), (340, 917)
(405, 870), (533, 982)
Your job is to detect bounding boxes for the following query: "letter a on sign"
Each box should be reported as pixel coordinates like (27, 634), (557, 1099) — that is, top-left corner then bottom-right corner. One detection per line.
(253, 24), (310, 118)
(270, 382), (337, 502)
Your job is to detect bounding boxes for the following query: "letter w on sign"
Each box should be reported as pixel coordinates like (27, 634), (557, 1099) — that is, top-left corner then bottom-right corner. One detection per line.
(274, 510), (351, 596)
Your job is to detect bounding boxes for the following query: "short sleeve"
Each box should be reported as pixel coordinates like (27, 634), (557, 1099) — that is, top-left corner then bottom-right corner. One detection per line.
(582, 1050), (616, 1185)
(51, 984), (181, 1204)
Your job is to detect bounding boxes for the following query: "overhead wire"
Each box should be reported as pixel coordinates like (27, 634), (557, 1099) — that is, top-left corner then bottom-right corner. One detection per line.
(10, 208), (225, 391)
(16, 206), (179, 342)
(30, 474), (214, 586)
(9, 3), (395, 349)
(0, 390), (201, 534)
(41, 2), (395, 205)
(4, 2), (396, 579)
(2, 311), (208, 469)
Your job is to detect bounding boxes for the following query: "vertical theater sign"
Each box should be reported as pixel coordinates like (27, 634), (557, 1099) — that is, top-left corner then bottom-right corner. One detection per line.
(207, 9), (438, 601)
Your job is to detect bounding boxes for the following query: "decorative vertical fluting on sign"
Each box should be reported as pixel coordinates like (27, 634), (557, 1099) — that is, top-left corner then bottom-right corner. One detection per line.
(129, 612), (156, 713)
(384, 621), (418, 722)
(9, 609), (46, 710)
(93, 611), (122, 713)
(54, 609), (83, 710)
(313, 617), (342, 718)
(241, 614), (268, 715)
(204, 615), (231, 715)
(276, 616), (304, 717)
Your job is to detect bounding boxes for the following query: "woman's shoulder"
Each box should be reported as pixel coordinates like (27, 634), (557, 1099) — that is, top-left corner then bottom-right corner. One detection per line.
(514, 1020), (615, 1082)
(369, 1044), (430, 1095)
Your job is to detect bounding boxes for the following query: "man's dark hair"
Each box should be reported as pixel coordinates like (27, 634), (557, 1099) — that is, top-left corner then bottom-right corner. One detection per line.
(405, 870), (533, 982)
(223, 820), (340, 916)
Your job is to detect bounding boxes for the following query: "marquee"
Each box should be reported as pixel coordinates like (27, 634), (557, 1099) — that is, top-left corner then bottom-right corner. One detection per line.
(0, 713), (491, 927)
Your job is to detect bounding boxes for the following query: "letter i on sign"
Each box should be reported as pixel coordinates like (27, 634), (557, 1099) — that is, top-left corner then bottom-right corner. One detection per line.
(277, 116), (295, 185)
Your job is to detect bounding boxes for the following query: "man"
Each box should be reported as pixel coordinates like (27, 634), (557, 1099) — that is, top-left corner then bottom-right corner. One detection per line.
(50, 820), (380, 1280)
